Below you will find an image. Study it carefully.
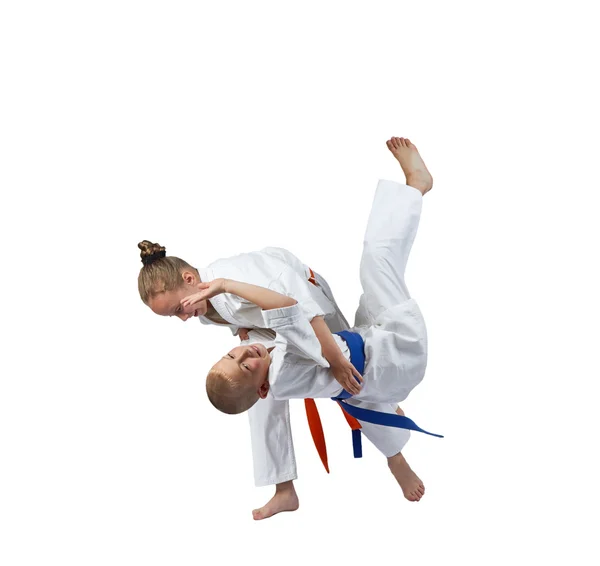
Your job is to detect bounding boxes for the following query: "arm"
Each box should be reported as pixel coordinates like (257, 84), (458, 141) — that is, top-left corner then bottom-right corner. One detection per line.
(206, 251), (329, 328)
(223, 279), (297, 310)
(310, 316), (345, 365)
(181, 277), (297, 312)
(214, 278), (342, 366)
(228, 279), (348, 375)
(182, 277), (363, 394)
(263, 305), (363, 396)
(310, 315), (363, 395)
(221, 248), (337, 322)
(260, 260), (356, 387)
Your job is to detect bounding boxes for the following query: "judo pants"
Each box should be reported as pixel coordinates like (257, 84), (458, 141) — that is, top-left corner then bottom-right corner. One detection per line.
(246, 179), (422, 487)
(343, 179), (425, 432)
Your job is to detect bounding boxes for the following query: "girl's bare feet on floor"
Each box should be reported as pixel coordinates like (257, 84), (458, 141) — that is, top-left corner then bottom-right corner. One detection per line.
(386, 136), (433, 196)
(252, 481), (299, 520)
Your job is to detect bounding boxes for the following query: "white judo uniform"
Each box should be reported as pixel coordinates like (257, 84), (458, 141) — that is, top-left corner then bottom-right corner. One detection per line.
(197, 245), (411, 486)
(257, 181), (427, 419)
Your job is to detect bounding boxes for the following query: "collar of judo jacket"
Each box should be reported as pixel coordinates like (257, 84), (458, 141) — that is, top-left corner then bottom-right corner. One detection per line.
(196, 267), (239, 326)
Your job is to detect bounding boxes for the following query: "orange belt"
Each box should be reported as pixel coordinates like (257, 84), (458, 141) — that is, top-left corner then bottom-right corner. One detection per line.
(305, 268), (362, 473)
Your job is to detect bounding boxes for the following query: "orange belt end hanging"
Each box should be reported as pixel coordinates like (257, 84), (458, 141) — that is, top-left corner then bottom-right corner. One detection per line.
(304, 398), (330, 473)
(338, 403), (362, 431)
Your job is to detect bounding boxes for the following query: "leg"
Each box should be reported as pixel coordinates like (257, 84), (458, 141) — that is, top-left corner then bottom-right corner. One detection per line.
(247, 396), (300, 520)
(387, 136), (433, 197)
(249, 270), (350, 519)
(247, 395), (297, 487)
(252, 480), (300, 521)
(322, 263), (429, 500)
(354, 138), (432, 326)
(365, 138), (429, 501)
(344, 400), (425, 501)
(388, 449), (425, 502)
(388, 406), (426, 502)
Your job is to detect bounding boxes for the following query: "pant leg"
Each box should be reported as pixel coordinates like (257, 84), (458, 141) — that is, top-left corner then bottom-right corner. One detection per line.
(246, 272), (348, 487)
(318, 267), (413, 458)
(248, 395), (297, 487)
(354, 180), (423, 327)
(348, 400), (412, 457)
(248, 258), (417, 486)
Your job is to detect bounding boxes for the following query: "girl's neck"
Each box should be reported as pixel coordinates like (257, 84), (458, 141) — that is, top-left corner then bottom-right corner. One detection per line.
(204, 301), (229, 325)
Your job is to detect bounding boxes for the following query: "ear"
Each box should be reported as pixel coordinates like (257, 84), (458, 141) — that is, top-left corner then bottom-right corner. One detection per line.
(181, 270), (196, 285)
(257, 379), (270, 399)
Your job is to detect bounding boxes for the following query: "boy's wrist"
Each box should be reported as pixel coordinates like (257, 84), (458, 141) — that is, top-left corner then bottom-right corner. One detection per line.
(324, 348), (346, 366)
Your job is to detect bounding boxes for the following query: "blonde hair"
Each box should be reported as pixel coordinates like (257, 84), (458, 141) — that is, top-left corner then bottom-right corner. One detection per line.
(138, 240), (232, 325)
(137, 240), (196, 304)
(206, 366), (259, 415)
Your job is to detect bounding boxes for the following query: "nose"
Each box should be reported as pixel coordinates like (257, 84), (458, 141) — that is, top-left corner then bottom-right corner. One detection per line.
(240, 347), (255, 361)
(177, 313), (191, 321)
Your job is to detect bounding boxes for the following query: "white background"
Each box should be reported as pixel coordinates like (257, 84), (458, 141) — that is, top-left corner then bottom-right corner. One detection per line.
(1, 1), (599, 564)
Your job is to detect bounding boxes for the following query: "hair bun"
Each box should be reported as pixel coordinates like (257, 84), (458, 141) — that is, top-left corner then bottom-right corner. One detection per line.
(138, 240), (166, 266)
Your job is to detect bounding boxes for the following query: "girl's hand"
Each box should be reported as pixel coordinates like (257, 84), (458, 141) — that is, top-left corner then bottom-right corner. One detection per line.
(180, 278), (228, 309)
(330, 357), (364, 396)
(238, 328), (250, 341)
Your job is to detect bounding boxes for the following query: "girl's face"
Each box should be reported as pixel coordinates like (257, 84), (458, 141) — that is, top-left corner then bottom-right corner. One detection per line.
(148, 272), (207, 321)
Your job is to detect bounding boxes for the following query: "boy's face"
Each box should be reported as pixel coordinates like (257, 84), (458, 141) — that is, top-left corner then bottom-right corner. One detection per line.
(214, 343), (271, 397)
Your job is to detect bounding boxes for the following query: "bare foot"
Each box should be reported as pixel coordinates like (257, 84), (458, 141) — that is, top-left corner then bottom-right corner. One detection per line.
(388, 451), (425, 502)
(252, 482), (299, 520)
(386, 136), (433, 196)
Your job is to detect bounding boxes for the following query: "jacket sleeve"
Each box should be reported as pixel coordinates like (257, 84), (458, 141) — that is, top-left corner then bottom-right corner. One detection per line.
(266, 264), (325, 321)
(259, 247), (337, 319)
(261, 304), (330, 367)
(210, 250), (328, 328)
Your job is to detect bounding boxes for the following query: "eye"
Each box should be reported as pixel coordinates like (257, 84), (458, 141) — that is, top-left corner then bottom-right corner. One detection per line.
(243, 364), (250, 370)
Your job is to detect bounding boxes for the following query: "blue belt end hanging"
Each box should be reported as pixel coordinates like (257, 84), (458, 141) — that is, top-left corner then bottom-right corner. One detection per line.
(352, 429), (363, 458)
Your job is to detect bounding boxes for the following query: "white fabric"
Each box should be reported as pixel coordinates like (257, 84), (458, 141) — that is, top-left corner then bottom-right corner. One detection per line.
(196, 246), (410, 485)
(197, 247), (335, 334)
(265, 181), (427, 405)
(236, 328), (298, 487)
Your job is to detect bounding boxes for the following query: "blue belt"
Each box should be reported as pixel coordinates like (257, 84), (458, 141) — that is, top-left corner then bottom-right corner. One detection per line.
(333, 330), (443, 458)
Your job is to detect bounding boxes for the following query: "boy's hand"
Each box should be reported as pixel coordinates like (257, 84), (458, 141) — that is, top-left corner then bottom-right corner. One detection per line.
(180, 278), (228, 309)
(238, 328), (250, 341)
(330, 357), (364, 396)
